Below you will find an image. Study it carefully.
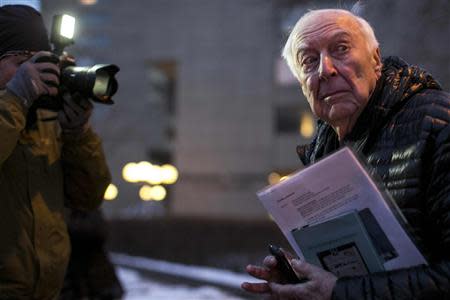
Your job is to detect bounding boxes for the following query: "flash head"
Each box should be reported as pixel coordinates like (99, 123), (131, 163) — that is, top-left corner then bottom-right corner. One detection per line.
(51, 14), (75, 55)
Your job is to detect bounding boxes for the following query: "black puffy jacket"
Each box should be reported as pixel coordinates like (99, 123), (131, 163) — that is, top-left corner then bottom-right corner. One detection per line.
(297, 57), (450, 299)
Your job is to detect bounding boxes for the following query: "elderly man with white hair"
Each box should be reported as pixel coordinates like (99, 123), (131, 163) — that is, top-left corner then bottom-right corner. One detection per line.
(242, 8), (450, 300)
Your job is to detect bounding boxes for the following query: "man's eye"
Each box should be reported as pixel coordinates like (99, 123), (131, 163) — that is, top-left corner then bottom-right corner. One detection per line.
(336, 44), (349, 53)
(302, 56), (317, 66)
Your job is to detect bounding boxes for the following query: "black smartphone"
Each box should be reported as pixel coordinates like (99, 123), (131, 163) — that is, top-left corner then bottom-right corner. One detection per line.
(268, 244), (306, 284)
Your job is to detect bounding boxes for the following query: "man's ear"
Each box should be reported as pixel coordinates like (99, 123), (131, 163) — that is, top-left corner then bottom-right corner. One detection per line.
(373, 47), (382, 78)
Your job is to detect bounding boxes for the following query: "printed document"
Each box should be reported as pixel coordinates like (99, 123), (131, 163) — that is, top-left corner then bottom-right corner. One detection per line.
(257, 147), (427, 270)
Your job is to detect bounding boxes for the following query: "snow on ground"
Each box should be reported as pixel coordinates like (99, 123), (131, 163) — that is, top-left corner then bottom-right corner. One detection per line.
(112, 253), (262, 299)
(117, 267), (248, 300)
(111, 253), (260, 290)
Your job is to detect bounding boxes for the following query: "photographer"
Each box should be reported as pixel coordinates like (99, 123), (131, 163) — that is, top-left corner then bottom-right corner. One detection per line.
(0, 5), (111, 299)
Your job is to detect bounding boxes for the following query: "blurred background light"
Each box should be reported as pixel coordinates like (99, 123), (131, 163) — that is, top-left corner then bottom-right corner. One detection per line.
(122, 162), (139, 182)
(150, 185), (167, 201)
(122, 161), (178, 186)
(144, 164), (163, 185)
(79, 0), (97, 5)
(268, 172), (281, 185)
(161, 164), (179, 184)
(299, 113), (315, 138)
(139, 185), (167, 201)
(104, 183), (118, 201)
(139, 185), (153, 201)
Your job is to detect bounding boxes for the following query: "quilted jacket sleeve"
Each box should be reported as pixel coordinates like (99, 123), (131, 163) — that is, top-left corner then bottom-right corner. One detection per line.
(0, 90), (26, 166)
(61, 127), (111, 211)
(332, 124), (450, 299)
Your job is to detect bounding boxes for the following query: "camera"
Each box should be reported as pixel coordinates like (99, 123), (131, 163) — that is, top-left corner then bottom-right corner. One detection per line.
(35, 14), (119, 111)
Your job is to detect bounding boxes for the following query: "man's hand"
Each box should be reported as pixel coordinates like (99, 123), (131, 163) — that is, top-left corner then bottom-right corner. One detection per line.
(6, 51), (60, 106)
(269, 260), (337, 300)
(242, 254), (287, 294)
(58, 92), (93, 136)
(242, 256), (337, 300)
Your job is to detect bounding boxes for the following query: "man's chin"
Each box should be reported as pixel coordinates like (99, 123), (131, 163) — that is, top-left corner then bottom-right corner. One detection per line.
(326, 105), (359, 125)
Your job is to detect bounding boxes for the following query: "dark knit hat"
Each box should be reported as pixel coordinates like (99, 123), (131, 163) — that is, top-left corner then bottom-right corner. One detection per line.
(0, 5), (51, 56)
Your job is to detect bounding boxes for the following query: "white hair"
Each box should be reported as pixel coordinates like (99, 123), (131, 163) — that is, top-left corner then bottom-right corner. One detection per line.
(282, 9), (379, 79)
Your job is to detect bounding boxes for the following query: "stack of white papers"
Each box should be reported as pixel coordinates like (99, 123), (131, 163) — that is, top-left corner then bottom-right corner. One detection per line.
(257, 147), (427, 270)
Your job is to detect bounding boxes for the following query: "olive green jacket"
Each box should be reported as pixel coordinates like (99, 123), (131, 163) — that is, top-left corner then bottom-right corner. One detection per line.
(0, 90), (111, 299)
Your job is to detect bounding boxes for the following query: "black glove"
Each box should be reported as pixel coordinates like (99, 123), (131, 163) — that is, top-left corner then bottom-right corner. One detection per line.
(58, 92), (93, 136)
(6, 51), (60, 108)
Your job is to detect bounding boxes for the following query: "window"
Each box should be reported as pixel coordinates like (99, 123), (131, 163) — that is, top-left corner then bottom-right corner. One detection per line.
(275, 106), (316, 138)
(275, 105), (300, 134)
(147, 61), (177, 116)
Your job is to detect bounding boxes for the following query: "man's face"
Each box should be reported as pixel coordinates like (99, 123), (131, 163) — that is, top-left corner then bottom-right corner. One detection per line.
(295, 13), (381, 128)
(0, 52), (33, 88)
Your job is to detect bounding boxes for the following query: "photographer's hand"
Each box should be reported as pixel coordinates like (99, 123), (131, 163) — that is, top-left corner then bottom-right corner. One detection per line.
(58, 92), (93, 137)
(6, 51), (60, 107)
(58, 52), (76, 69)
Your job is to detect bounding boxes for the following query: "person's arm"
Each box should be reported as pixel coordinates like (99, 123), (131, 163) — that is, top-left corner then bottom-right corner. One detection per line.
(59, 93), (111, 211)
(0, 51), (60, 165)
(332, 262), (450, 299)
(0, 90), (27, 165)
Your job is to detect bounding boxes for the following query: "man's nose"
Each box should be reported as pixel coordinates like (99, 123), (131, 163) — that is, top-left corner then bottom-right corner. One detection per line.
(318, 54), (337, 80)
